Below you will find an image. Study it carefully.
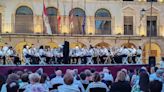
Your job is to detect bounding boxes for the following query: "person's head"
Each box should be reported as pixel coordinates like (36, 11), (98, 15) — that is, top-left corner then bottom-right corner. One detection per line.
(39, 45), (44, 49)
(80, 72), (86, 80)
(121, 68), (128, 75)
(85, 69), (92, 77)
(7, 81), (19, 92)
(40, 73), (47, 83)
(6, 73), (19, 84)
(149, 80), (162, 92)
(103, 68), (109, 73)
(21, 73), (29, 82)
(55, 70), (62, 77)
(115, 71), (126, 82)
(93, 72), (101, 82)
(139, 72), (149, 92)
(150, 67), (155, 74)
(156, 69), (163, 78)
(29, 73), (41, 84)
(63, 72), (74, 85)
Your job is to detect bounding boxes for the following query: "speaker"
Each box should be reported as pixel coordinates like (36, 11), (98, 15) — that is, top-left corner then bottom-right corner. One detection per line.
(63, 41), (69, 64)
(149, 56), (156, 67)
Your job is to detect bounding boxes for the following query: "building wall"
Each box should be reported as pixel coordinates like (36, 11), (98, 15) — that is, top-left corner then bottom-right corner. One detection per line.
(0, 0), (164, 64)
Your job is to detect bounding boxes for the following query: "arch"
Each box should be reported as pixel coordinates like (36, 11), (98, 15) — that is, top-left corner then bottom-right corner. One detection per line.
(121, 42), (136, 48)
(95, 42), (110, 48)
(46, 7), (58, 16)
(69, 8), (85, 17)
(69, 8), (86, 34)
(95, 8), (111, 17)
(0, 42), (5, 47)
(143, 42), (161, 64)
(95, 8), (112, 35)
(70, 42), (86, 48)
(16, 6), (33, 15)
(46, 42), (59, 49)
(15, 6), (34, 33)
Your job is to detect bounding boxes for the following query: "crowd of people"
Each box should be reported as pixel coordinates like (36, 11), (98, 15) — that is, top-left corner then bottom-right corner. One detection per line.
(0, 66), (164, 92)
(0, 42), (143, 65)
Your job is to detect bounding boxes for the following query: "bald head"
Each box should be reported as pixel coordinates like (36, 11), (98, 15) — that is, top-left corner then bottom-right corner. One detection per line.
(64, 72), (74, 85)
(55, 70), (62, 76)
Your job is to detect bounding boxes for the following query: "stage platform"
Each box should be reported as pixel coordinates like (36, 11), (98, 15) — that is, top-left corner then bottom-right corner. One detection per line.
(0, 64), (149, 77)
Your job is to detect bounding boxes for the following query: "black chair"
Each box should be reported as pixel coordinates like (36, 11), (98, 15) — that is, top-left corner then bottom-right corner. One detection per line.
(90, 87), (106, 92)
(49, 84), (62, 91)
(82, 84), (88, 89)
(19, 89), (25, 92)
(102, 80), (112, 87)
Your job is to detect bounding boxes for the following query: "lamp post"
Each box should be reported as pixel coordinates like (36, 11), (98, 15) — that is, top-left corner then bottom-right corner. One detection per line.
(149, 0), (153, 57)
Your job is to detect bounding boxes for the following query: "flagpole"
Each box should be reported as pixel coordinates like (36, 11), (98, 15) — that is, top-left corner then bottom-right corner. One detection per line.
(42, 0), (44, 34)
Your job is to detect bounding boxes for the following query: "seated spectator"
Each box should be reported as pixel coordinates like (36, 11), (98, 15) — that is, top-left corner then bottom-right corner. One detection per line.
(160, 57), (164, 68)
(19, 73), (29, 89)
(24, 73), (47, 92)
(131, 69), (139, 86)
(102, 68), (113, 82)
(40, 73), (50, 91)
(80, 72), (89, 85)
(6, 81), (19, 92)
(50, 70), (63, 86)
(121, 68), (130, 82)
(150, 69), (163, 82)
(85, 69), (93, 82)
(58, 72), (80, 92)
(110, 71), (131, 92)
(149, 80), (162, 92)
(1, 73), (19, 92)
(86, 72), (109, 92)
(131, 72), (149, 92)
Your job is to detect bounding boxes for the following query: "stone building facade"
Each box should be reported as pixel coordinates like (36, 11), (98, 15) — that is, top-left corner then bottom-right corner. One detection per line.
(0, 0), (164, 64)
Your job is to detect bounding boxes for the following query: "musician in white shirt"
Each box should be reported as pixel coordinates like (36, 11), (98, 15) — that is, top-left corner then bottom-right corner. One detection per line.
(23, 45), (31, 65)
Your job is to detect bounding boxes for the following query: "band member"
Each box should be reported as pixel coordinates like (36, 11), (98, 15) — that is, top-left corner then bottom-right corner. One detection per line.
(121, 46), (129, 64)
(99, 46), (109, 64)
(38, 45), (46, 65)
(23, 45), (31, 65)
(136, 46), (142, 64)
(130, 46), (137, 63)
(0, 46), (4, 64)
(2, 43), (9, 64)
(45, 47), (53, 64)
(86, 45), (94, 64)
(6, 46), (15, 64)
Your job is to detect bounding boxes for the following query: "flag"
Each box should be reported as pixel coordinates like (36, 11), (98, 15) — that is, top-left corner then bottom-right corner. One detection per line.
(82, 0), (86, 34)
(43, 0), (52, 34)
(57, 15), (61, 32)
(57, 0), (61, 32)
(69, 0), (74, 30)
(82, 14), (86, 34)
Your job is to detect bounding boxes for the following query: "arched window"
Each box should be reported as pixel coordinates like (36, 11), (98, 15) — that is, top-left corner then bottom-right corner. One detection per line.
(69, 8), (86, 34)
(15, 6), (33, 33)
(95, 9), (112, 35)
(44, 7), (58, 34)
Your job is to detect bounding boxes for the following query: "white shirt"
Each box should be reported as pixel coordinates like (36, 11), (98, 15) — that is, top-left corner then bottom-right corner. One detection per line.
(39, 49), (46, 56)
(0, 50), (4, 56)
(86, 82), (109, 92)
(6, 49), (14, 56)
(23, 48), (29, 57)
(149, 73), (162, 82)
(160, 61), (164, 68)
(2, 46), (8, 54)
(58, 84), (80, 92)
(24, 83), (48, 92)
(103, 73), (113, 82)
(50, 76), (64, 86)
(121, 48), (129, 55)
